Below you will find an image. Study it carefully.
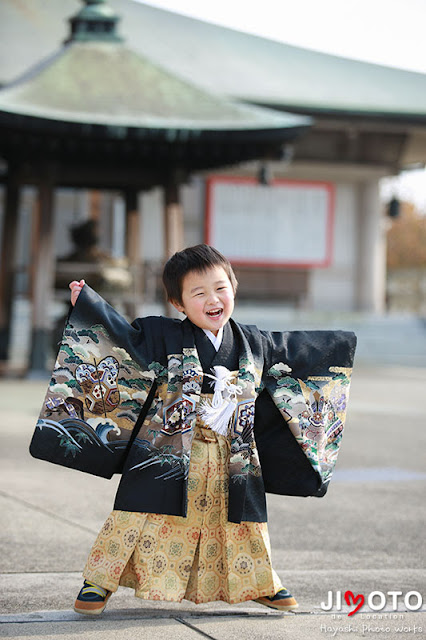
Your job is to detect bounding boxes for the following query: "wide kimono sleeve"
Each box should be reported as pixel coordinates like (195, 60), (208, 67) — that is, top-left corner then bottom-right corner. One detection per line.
(254, 330), (357, 497)
(29, 284), (163, 479)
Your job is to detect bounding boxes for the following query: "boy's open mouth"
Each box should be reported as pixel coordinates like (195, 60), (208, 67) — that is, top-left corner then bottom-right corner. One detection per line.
(206, 309), (223, 318)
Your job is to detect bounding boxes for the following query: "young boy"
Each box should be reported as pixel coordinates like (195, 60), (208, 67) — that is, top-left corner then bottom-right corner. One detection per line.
(31, 244), (356, 615)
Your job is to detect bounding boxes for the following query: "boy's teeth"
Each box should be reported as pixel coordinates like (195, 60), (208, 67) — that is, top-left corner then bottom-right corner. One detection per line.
(207, 309), (222, 317)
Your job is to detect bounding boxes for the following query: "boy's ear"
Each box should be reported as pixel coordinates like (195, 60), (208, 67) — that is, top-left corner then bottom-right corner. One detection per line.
(170, 299), (185, 314)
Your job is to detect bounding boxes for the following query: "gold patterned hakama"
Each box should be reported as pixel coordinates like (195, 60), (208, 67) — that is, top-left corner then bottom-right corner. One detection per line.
(83, 422), (282, 604)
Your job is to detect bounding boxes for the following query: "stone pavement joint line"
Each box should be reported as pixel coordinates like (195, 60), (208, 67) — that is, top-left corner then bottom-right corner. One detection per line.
(175, 617), (219, 640)
(0, 609), (284, 625)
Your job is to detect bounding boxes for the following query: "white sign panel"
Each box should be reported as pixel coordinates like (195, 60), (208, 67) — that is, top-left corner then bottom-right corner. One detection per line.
(206, 178), (334, 267)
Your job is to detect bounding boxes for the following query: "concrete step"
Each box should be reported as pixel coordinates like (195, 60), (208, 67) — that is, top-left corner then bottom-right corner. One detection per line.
(6, 297), (426, 371)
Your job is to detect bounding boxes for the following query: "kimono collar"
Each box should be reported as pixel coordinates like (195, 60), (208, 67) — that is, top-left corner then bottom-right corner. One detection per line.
(203, 327), (223, 351)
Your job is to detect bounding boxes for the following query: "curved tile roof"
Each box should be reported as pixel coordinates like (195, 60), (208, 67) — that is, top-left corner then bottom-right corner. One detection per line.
(0, 40), (310, 130)
(0, 0), (425, 120)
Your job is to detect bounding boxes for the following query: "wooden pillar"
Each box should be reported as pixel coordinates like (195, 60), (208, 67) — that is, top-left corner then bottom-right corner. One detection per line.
(163, 177), (184, 316)
(124, 189), (142, 318)
(89, 190), (102, 222)
(164, 179), (184, 259)
(0, 169), (20, 366)
(28, 170), (56, 375)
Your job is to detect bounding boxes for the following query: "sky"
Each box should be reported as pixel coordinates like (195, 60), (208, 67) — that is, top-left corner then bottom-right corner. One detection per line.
(136, 0), (426, 210)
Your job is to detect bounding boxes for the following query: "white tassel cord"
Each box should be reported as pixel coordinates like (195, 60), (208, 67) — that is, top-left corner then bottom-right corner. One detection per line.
(198, 366), (242, 436)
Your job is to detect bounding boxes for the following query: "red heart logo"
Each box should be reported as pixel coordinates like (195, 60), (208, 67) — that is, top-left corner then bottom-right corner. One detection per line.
(344, 590), (365, 616)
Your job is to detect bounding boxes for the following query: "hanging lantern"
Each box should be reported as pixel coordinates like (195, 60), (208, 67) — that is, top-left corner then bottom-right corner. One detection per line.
(387, 197), (400, 218)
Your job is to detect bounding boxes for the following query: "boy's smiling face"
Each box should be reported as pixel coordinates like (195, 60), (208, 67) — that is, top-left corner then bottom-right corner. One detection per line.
(171, 265), (235, 336)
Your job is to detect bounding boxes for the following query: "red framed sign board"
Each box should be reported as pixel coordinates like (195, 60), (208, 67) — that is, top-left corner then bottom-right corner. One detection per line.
(205, 176), (335, 268)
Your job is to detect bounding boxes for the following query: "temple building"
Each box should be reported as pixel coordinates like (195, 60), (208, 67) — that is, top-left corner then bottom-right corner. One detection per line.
(1, 0), (425, 374)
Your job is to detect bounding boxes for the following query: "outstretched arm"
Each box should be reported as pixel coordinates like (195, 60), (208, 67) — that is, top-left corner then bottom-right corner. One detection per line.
(30, 284), (162, 479)
(258, 329), (356, 495)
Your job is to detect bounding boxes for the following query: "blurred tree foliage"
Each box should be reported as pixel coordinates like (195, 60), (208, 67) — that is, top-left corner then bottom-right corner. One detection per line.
(387, 202), (426, 268)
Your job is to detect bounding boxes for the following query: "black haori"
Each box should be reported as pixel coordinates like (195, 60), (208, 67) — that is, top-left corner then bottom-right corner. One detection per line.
(30, 285), (357, 523)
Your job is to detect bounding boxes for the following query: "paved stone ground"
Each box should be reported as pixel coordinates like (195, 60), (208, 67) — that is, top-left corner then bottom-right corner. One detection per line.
(0, 364), (425, 639)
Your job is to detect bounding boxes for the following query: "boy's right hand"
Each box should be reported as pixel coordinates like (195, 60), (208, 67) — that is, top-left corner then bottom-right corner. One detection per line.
(69, 280), (85, 306)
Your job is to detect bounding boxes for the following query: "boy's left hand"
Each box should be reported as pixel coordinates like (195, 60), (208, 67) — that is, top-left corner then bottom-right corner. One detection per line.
(69, 279), (85, 306)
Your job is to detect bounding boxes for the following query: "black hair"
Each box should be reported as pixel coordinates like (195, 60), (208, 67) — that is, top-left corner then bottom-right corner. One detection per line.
(162, 244), (238, 304)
